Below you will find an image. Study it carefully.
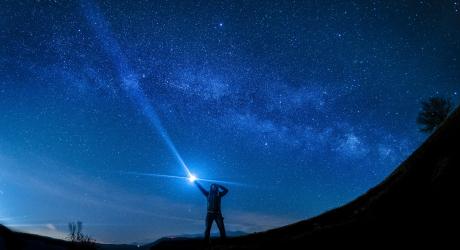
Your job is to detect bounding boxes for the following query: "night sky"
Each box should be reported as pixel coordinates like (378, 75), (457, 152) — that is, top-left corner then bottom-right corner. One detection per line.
(1, 0), (459, 244)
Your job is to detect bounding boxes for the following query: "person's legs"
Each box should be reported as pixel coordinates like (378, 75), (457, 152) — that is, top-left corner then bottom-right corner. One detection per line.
(204, 213), (214, 243)
(215, 214), (226, 239)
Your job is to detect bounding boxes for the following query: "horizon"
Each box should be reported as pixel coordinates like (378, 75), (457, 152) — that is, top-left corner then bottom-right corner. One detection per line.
(1, 0), (459, 244)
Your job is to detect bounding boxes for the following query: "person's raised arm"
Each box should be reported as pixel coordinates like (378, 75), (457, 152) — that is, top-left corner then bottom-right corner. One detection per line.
(218, 184), (229, 196)
(195, 181), (209, 197)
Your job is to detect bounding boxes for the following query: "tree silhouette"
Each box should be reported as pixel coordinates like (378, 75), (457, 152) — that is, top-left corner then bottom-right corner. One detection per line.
(416, 97), (452, 133)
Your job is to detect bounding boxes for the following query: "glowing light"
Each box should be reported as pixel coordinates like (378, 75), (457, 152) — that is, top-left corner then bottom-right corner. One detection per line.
(188, 174), (197, 183)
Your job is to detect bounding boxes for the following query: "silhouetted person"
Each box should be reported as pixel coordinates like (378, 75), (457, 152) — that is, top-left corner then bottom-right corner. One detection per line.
(195, 181), (228, 243)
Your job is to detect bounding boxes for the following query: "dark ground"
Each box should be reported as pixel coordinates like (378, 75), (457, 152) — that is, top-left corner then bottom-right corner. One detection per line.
(2, 107), (459, 249)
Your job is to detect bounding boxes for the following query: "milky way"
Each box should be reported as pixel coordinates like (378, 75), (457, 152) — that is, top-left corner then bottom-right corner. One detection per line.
(0, 0), (459, 244)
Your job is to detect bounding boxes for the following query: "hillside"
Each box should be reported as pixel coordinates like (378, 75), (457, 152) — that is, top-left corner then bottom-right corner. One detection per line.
(0, 224), (147, 250)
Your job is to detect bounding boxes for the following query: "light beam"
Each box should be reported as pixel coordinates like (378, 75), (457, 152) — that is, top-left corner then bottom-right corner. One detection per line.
(80, 0), (192, 177)
(120, 171), (246, 186)
(81, 1), (251, 188)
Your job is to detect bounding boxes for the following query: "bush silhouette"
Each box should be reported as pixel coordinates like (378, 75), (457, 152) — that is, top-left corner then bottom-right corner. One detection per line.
(416, 97), (452, 133)
(67, 221), (97, 250)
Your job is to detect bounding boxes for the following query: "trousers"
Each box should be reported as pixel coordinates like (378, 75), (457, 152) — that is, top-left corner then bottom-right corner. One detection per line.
(204, 212), (226, 242)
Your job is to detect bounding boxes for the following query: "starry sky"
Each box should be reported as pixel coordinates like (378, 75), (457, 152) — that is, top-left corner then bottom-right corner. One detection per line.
(1, 0), (459, 244)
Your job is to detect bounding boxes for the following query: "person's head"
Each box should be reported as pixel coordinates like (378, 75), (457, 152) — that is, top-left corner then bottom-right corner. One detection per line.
(210, 184), (218, 194)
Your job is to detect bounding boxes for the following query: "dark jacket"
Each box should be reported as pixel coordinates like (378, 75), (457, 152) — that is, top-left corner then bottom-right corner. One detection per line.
(196, 182), (228, 213)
